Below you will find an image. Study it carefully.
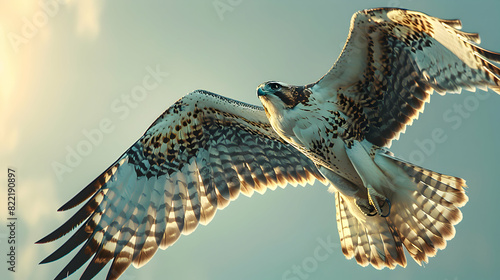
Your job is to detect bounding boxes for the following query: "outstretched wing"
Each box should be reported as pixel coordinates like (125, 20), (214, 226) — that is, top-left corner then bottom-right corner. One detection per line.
(37, 90), (326, 280)
(313, 8), (500, 147)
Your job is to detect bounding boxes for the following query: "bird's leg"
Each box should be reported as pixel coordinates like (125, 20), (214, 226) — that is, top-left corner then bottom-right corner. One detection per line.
(344, 141), (392, 217)
(367, 185), (391, 217)
(354, 197), (377, 216)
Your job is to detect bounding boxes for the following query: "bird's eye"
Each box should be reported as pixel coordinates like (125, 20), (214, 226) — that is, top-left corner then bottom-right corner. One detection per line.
(268, 82), (281, 91)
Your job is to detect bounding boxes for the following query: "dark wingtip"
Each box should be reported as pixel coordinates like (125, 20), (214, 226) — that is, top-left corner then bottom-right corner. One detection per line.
(36, 228), (64, 244)
(52, 236), (101, 280)
(57, 180), (102, 212)
(58, 158), (123, 212)
(36, 194), (100, 244)
(38, 224), (94, 265)
(80, 247), (114, 280)
(39, 255), (56, 265)
(35, 236), (51, 245)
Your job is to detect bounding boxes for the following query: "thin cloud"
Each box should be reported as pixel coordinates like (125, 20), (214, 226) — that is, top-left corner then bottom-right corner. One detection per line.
(0, 0), (104, 156)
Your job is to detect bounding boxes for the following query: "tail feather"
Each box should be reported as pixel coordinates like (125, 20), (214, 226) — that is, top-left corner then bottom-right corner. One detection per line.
(336, 142), (468, 269)
(410, 194), (447, 241)
(397, 161), (468, 208)
(375, 152), (467, 265)
(335, 193), (406, 269)
(393, 204), (434, 262)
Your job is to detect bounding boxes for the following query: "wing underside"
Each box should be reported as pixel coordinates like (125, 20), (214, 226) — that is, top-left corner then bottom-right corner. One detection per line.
(314, 8), (500, 147)
(37, 90), (326, 279)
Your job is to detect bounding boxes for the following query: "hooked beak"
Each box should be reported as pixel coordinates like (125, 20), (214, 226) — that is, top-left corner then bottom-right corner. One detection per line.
(257, 83), (267, 97)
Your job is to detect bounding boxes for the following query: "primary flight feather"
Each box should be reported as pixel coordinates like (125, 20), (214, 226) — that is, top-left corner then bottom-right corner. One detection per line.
(38, 7), (500, 279)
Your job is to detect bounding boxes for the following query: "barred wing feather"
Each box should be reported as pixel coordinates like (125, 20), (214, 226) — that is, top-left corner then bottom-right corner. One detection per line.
(315, 8), (500, 147)
(37, 90), (325, 280)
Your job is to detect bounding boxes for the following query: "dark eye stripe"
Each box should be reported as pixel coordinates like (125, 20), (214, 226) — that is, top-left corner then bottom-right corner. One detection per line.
(273, 91), (294, 106)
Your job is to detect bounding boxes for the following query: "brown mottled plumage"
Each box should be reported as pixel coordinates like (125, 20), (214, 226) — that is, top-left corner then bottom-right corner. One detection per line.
(258, 7), (498, 270)
(38, 7), (499, 279)
(37, 91), (326, 280)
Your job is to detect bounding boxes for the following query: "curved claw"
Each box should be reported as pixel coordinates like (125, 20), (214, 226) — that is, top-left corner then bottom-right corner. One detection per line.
(380, 198), (391, 218)
(356, 200), (377, 216)
(366, 185), (392, 218)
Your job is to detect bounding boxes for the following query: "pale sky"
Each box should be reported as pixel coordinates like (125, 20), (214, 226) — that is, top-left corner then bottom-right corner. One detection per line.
(1, 0), (499, 279)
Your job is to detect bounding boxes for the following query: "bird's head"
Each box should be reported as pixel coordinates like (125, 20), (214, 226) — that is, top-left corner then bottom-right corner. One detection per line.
(257, 81), (313, 138)
(257, 81), (310, 119)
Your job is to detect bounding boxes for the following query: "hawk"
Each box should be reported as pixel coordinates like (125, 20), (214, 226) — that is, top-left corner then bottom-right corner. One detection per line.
(38, 8), (500, 279)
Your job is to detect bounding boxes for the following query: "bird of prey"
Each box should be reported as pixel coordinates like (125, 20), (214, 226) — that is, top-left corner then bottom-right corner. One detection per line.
(38, 7), (500, 279)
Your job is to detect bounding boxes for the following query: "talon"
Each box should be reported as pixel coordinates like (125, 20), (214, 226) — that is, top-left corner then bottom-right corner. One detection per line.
(367, 185), (383, 215)
(355, 198), (377, 216)
(367, 185), (391, 217)
(380, 198), (391, 218)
